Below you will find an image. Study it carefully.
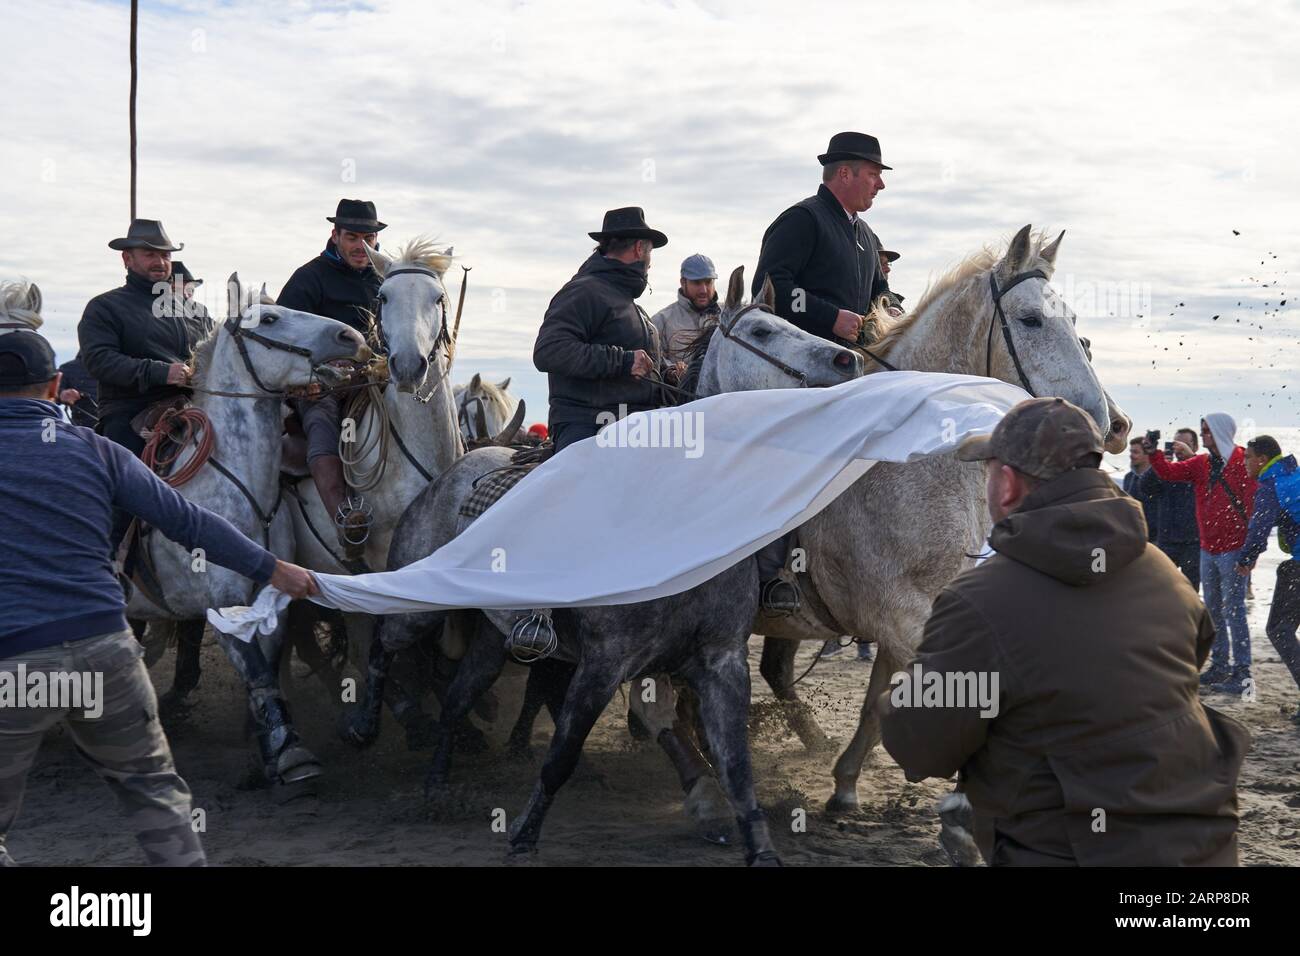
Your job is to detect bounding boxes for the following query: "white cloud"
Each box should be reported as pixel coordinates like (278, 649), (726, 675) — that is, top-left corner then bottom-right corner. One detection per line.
(1, 0), (1297, 430)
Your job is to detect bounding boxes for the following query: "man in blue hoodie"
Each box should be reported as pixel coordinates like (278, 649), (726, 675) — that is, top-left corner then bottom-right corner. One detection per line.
(1237, 435), (1300, 714)
(0, 330), (318, 866)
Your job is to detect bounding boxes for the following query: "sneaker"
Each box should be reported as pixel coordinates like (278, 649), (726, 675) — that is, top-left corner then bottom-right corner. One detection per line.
(760, 578), (801, 614)
(857, 642), (875, 663)
(1199, 664), (1232, 686)
(1210, 668), (1254, 697)
(820, 639), (845, 658)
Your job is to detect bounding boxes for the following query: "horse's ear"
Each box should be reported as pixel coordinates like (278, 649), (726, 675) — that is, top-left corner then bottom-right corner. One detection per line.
(364, 242), (392, 277)
(259, 282), (275, 306)
(442, 246), (454, 257)
(725, 266), (745, 311)
(470, 372), (482, 390)
(226, 273), (243, 319)
(1038, 229), (1065, 269)
(756, 275), (776, 312)
(497, 376), (511, 391)
(999, 224), (1034, 276)
(25, 282), (42, 315)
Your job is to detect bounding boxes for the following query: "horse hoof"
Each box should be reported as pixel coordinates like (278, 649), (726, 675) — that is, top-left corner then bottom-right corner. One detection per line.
(747, 850), (783, 867)
(273, 778), (320, 806)
(158, 690), (194, 723)
(695, 819), (733, 846)
(504, 844), (538, 864)
(276, 746), (323, 784)
(800, 734), (839, 755)
(338, 712), (378, 749)
(825, 793), (860, 816)
(939, 824), (983, 867)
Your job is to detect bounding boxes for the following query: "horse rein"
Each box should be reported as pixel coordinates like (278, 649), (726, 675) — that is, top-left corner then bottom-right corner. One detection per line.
(859, 267), (1050, 397)
(719, 303), (810, 387)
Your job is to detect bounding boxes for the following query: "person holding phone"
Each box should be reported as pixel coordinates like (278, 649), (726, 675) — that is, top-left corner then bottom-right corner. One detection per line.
(1144, 414), (1257, 693)
(1140, 427), (1204, 589)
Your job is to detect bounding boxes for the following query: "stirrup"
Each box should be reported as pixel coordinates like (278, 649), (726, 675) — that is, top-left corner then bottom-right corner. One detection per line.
(760, 577), (801, 615)
(334, 495), (373, 557)
(507, 610), (558, 663)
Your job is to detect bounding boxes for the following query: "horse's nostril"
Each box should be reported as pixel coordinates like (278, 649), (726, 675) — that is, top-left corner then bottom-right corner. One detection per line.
(833, 352), (854, 369)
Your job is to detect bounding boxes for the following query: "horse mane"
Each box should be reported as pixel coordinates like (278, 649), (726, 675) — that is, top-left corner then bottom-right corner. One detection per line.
(677, 320), (720, 399)
(188, 324), (222, 384)
(391, 236), (454, 275)
(0, 280), (42, 330)
(865, 230), (1056, 360)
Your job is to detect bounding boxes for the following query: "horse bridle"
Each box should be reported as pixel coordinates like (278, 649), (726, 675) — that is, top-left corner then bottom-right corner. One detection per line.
(222, 312), (318, 396)
(372, 267), (452, 404)
(459, 393), (491, 441)
(861, 267), (1050, 397)
(718, 303), (811, 387)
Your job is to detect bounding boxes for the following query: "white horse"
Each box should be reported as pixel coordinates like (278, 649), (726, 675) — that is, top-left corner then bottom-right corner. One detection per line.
(125, 276), (368, 785)
(287, 237), (463, 576)
(284, 238), (465, 737)
(454, 373), (521, 446)
(740, 226), (1131, 858)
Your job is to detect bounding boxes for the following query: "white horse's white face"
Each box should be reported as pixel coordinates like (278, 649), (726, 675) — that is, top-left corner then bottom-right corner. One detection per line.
(455, 373), (519, 443)
(365, 243), (450, 394)
(700, 268), (862, 396)
(222, 274), (368, 389)
(988, 226), (1112, 439)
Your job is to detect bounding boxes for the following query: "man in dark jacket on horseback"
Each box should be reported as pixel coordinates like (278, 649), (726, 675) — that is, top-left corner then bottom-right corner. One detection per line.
(748, 132), (896, 611)
(77, 219), (212, 458)
(533, 207), (667, 452)
(278, 199), (386, 553)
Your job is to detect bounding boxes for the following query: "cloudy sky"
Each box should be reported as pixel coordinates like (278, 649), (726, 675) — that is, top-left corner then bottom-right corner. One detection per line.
(3, 0), (1297, 444)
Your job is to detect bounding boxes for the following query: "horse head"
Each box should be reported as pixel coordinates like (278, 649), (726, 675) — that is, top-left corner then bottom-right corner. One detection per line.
(217, 273), (369, 391)
(365, 238), (453, 395)
(984, 224), (1112, 438)
(692, 266), (862, 397)
(455, 372), (520, 444)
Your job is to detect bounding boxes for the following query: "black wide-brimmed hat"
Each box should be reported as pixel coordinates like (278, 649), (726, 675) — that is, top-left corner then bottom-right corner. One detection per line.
(327, 198), (387, 232)
(818, 131), (891, 170)
(588, 207), (668, 248)
(172, 261), (202, 285)
(108, 219), (184, 252)
(880, 249), (900, 262)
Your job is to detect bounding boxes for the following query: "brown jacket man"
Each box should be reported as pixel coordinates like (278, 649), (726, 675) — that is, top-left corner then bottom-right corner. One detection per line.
(880, 398), (1251, 866)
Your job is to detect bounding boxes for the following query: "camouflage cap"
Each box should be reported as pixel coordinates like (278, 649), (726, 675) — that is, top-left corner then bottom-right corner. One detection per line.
(957, 396), (1104, 480)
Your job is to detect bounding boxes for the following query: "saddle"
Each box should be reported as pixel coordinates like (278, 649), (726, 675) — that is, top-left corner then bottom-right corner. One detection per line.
(458, 442), (555, 523)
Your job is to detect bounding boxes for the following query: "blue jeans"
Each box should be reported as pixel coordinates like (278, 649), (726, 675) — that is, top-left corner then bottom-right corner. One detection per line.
(1200, 549), (1251, 672)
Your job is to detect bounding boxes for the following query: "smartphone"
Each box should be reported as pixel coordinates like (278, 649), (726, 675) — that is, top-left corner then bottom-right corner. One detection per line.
(1164, 441), (1174, 454)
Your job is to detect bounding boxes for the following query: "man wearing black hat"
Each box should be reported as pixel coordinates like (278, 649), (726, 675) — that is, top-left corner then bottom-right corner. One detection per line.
(78, 219), (213, 457)
(533, 206), (668, 453)
(0, 329), (318, 865)
(750, 133), (896, 611)
(753, 132), (895, 343)
(876, 242), (905, 312)
(278, 200), (387, 549)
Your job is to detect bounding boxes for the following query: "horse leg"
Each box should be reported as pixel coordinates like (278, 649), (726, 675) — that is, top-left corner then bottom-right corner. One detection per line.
(684, 645), (780, 866)
(507, 656), (623, 858)
(760, 637), (834, 753)
(827, 645), (895, 814)
(505, 666), (552, 760)
(425, 615), (508, 793)
(158, 619), (205, 720)
(339, 625), (393, 748)
(213, 627), (321, 788)
(659, 685), (733, 846)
